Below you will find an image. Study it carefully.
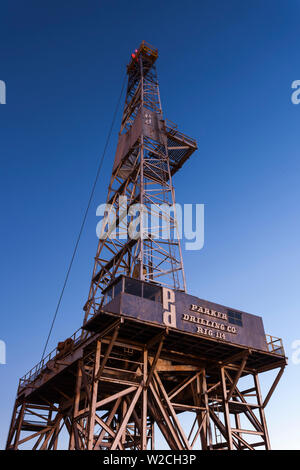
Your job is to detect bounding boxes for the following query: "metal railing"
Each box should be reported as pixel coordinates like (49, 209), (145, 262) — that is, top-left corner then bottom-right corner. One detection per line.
(127, 41), (158, 72)
(140, 40), (158, 57)
(18, 329), (285, 391)
(19, 328), (86, 390)
(165, 119), (197, 148)
(265, 334), (285, 356)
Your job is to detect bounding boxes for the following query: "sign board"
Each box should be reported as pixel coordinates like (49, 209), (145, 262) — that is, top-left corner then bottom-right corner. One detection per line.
(104, 284), (267, 352)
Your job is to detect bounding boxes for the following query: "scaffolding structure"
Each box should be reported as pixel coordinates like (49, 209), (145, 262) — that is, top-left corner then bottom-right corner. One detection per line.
(6, 41), (286, 451)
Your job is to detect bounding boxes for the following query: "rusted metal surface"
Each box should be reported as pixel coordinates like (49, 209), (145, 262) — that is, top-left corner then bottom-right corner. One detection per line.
(95, 281), (268, 351)
(6, 42), (286, 450)
(6, 316), (286, 450)
(83, 39), (198, 324)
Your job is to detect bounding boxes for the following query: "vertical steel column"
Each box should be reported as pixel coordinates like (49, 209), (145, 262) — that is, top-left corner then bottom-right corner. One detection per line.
(142, 348), (148, 449)
(220, 367), (233, 450)
(87, 340), (101, 449)
(254, 372), (271, 450)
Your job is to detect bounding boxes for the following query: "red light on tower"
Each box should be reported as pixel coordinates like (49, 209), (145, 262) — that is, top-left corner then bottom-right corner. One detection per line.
(131, 50), (139, 62)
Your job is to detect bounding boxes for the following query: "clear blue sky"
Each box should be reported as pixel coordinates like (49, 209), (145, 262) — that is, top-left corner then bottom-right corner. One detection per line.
(0, 0), (299, 449)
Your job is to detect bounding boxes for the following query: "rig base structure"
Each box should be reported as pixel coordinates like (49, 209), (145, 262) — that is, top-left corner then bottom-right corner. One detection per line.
(6, 41), (287, 451)
(6, 312), (286, 450)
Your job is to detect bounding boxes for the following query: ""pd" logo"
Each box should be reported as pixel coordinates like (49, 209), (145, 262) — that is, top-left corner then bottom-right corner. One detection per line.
(162, 288), (176, 328)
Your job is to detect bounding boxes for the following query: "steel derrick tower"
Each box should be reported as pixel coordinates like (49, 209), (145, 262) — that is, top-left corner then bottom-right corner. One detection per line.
(6, 42), (286, 451)
(83, 41), (197, 325)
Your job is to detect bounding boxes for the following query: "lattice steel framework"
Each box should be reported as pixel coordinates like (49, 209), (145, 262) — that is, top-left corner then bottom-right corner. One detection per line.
(6, 41), (286, 451)
(6, 319), (286, 450)
(83, 41), (197, 324)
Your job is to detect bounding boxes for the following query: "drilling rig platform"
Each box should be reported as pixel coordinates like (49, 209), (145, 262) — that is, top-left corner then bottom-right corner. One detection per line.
(6, 41), (287, 451)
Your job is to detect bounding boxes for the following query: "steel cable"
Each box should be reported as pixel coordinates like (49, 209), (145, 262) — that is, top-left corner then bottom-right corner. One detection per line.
(41, 74), (127, 360)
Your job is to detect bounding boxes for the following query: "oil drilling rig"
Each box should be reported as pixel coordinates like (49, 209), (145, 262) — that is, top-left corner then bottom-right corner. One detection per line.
(6, 41), (287, 450)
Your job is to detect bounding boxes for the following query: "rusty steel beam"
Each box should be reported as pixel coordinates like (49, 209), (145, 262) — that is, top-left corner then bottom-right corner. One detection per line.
(5, 41), (285, 451)
(6, 327), (284, 450)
